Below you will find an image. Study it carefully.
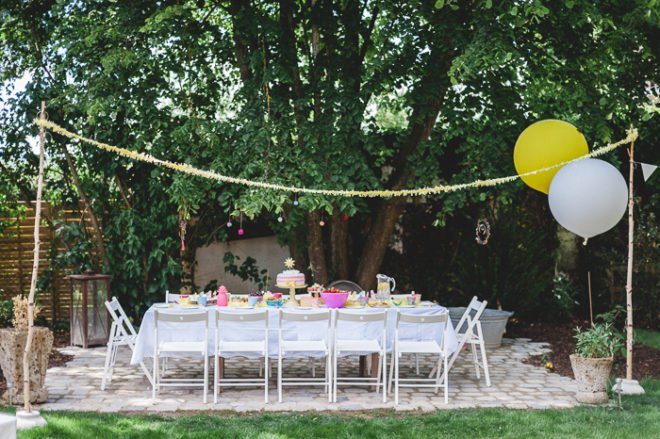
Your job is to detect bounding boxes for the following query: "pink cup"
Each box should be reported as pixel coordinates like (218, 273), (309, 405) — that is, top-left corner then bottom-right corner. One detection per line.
(321, 292), (349, 309)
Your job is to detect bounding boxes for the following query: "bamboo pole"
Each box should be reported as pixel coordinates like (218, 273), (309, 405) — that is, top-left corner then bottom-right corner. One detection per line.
(22, 101), (46, 411)
(625, 140), (635, 380)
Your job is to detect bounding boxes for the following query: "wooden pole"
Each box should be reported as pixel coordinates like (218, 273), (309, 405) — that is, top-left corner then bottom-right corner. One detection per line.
(23, 101), (46, 411)
(625, 140), (635, 380)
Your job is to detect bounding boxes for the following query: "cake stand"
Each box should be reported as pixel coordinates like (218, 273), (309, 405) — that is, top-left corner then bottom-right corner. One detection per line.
(276, 283), (307, 308)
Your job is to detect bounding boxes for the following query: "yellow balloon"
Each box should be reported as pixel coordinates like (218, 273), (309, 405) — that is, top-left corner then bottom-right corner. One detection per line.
(513, 120), (588, 194)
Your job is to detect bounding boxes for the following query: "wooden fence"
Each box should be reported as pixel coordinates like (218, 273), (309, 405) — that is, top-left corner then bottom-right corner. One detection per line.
(0, 202), (93, 322)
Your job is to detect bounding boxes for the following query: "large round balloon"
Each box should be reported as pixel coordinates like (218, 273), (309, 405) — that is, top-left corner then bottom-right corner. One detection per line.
(548, 159), (628, 239)
(514, 120), (589, 194)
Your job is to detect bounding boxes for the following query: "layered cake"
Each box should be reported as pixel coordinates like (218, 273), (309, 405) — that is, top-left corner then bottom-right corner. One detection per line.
(277, 258), (306, 287)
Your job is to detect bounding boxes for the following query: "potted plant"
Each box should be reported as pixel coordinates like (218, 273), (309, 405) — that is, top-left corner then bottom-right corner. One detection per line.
(0, 296), (53, 404)
(570, 322), (621, 404)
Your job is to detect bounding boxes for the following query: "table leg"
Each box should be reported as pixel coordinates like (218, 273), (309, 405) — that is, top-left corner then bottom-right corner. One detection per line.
(219, 357), (225, 379)
(359, 355), (367, 376)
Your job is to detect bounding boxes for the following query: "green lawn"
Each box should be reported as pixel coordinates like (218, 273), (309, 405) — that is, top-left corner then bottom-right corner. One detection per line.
(4, 379), (657, 439)
(635, 328), (660, 349)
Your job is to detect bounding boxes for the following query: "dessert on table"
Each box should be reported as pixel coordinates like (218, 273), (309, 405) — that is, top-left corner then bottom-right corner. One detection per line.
(276, 258), (307, 307)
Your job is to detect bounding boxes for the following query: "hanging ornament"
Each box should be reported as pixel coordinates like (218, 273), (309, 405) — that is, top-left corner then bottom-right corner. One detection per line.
(475, 218), (491, 245)
(343, 214), (349, 221)
(178, 209), (188, 251)
(319, 220), (325, 227)
(293, 194), (299, 206)
(277, 215), (283, 223)
(226, 220), (232, 228)
(238, 213), (245, 236)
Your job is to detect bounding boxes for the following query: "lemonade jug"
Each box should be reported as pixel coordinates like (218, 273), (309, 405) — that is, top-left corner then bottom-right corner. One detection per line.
(376, 274), (395, 300)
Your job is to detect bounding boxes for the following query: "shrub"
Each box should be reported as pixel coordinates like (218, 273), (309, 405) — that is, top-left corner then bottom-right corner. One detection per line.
(574, 323), (622, 358)
(0, 298), (12, 328)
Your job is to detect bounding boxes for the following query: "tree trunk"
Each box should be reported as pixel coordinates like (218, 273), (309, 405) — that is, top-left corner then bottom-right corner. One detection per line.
(330, 213), (349, 280)
(23, 101), (46, 412)
(61, 142), (108, 271)
(306, 211), (328, 285)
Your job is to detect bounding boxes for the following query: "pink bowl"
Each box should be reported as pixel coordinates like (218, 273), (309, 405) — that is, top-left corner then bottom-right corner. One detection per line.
(321, 292), (348, 309)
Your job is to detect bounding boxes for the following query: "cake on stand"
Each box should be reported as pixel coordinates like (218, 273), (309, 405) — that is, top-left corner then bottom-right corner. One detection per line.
(276, 258), (307, 308)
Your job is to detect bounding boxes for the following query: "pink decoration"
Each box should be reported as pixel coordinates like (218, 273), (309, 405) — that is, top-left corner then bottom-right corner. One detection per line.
(217, 285), (228, 307)
(238, 228), (245, 236)
(343, 215), (349, 221)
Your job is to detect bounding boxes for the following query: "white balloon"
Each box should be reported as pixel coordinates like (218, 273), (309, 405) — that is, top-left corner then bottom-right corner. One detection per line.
(548, 159), (628, 239)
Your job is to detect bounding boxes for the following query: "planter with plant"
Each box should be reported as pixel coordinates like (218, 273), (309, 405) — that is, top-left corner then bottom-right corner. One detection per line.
(0, 296), (53, 404)
(570, 322), (621, 404)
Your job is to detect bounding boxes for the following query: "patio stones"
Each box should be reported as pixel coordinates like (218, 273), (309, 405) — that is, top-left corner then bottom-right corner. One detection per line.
(35, 338), (578, 413)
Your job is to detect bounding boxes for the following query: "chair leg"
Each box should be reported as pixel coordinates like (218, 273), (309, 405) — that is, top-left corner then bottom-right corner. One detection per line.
(434, 355), (442, 394)
(264, 355), (269, 404)
(381, 352), (387, 403)
(415, 354), (420, 375)
(214, 354), (219, 404)
(278, 352), (283, 403)
(388, 353), (394, 395)
(101, 341), (113, 391)
(394, 352), (400, 405)
(203, 354), (208, 404)
(310, 357), (316, 378)
(376, 352), (382, 395)
(332, 352), (337, 403)
(479, 339), (491, 387)
(471, 343), (480, 379)
(444, 353), (449, 404)
(152, 354), (158, 399)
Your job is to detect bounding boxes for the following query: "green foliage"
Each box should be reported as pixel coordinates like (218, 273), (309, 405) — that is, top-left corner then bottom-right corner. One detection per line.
(574, 323), (622, 359)
(552, 272), (580, 319)
(635, 329), (660, 349)
(0, 298), (12, 328)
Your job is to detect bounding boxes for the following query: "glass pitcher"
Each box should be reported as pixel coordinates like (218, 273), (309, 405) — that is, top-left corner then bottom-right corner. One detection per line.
(376, 274), (396, 300)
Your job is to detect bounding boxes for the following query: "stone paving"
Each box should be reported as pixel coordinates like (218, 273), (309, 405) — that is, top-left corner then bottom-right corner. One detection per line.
(38, 338), (577, 412)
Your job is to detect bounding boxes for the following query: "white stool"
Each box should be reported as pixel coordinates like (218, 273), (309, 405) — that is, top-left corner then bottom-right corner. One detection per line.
(0, 413), (17, 439)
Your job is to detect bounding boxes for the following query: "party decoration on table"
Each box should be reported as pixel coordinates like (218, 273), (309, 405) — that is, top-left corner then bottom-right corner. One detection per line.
(35, 119), (637, 198)
(216, 285), (229, 307)
(640, 162), (658, 181)
(514, 120), (589, 194)
(276, 258), (307, 307)
(475, 218), (491, 245)
(320, 288), (349, 308)
(548, 159), (628, 242)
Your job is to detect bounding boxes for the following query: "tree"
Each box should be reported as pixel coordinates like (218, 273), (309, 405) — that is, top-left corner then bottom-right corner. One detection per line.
(0, 0), (657, 306)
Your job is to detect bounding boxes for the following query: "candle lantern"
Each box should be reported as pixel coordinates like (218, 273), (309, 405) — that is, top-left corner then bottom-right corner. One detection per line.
(68, 272), (111, 348)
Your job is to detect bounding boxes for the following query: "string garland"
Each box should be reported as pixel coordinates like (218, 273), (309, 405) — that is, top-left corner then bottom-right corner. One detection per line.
(35, 119), (637, 199)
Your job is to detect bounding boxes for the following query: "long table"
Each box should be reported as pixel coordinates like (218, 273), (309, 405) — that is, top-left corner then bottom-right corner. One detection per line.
(130, 304), (458, 366)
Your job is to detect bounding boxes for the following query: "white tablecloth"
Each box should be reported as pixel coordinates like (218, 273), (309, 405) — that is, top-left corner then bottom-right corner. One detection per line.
(130, 305), (458, 364)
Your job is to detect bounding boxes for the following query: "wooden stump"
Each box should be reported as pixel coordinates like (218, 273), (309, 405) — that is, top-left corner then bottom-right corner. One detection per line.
(0, 327), (53, 404)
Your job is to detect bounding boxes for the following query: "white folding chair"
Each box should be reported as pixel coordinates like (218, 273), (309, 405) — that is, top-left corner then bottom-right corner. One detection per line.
(333, 310), (387, 403)
(446, 296), (491, 386)
(390, 311), (450, 405)
(102, 297), (153, 390)
(277, 309), (332, 403)
(215, 309), (270, 403)
(152, 310), (209, 403)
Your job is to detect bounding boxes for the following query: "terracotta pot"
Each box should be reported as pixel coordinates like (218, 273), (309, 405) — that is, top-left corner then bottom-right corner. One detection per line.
(0, 327), (53, 404)
(569, 354), (613, 404)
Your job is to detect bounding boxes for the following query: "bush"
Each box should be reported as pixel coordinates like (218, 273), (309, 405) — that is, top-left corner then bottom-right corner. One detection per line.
(574, 323), (622, 358)
(0, 298), (12, 328)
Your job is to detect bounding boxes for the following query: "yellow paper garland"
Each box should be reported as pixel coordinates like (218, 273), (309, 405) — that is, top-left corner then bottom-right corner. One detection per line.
(35, 119), (637, 198)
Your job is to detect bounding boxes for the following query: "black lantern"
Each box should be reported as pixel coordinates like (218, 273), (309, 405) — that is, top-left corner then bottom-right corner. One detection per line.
(68, 272), (111, 348)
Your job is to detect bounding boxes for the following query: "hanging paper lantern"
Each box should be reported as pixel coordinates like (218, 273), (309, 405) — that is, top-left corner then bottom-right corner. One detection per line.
(277, 216), (283, 223)
(514, 120), (589, 194)
(226, 221), (232, 228)
(238, 228), (245, 236)
(548, 159), (627, 240)
(319, 220), (325, 226)
(293, 200), (299, 206)
(343, 214), (349, 221)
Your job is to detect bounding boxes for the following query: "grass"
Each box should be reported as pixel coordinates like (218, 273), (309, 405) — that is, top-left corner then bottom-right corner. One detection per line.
(3, 379), (657, 439)
(635, 328), (660, 349)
